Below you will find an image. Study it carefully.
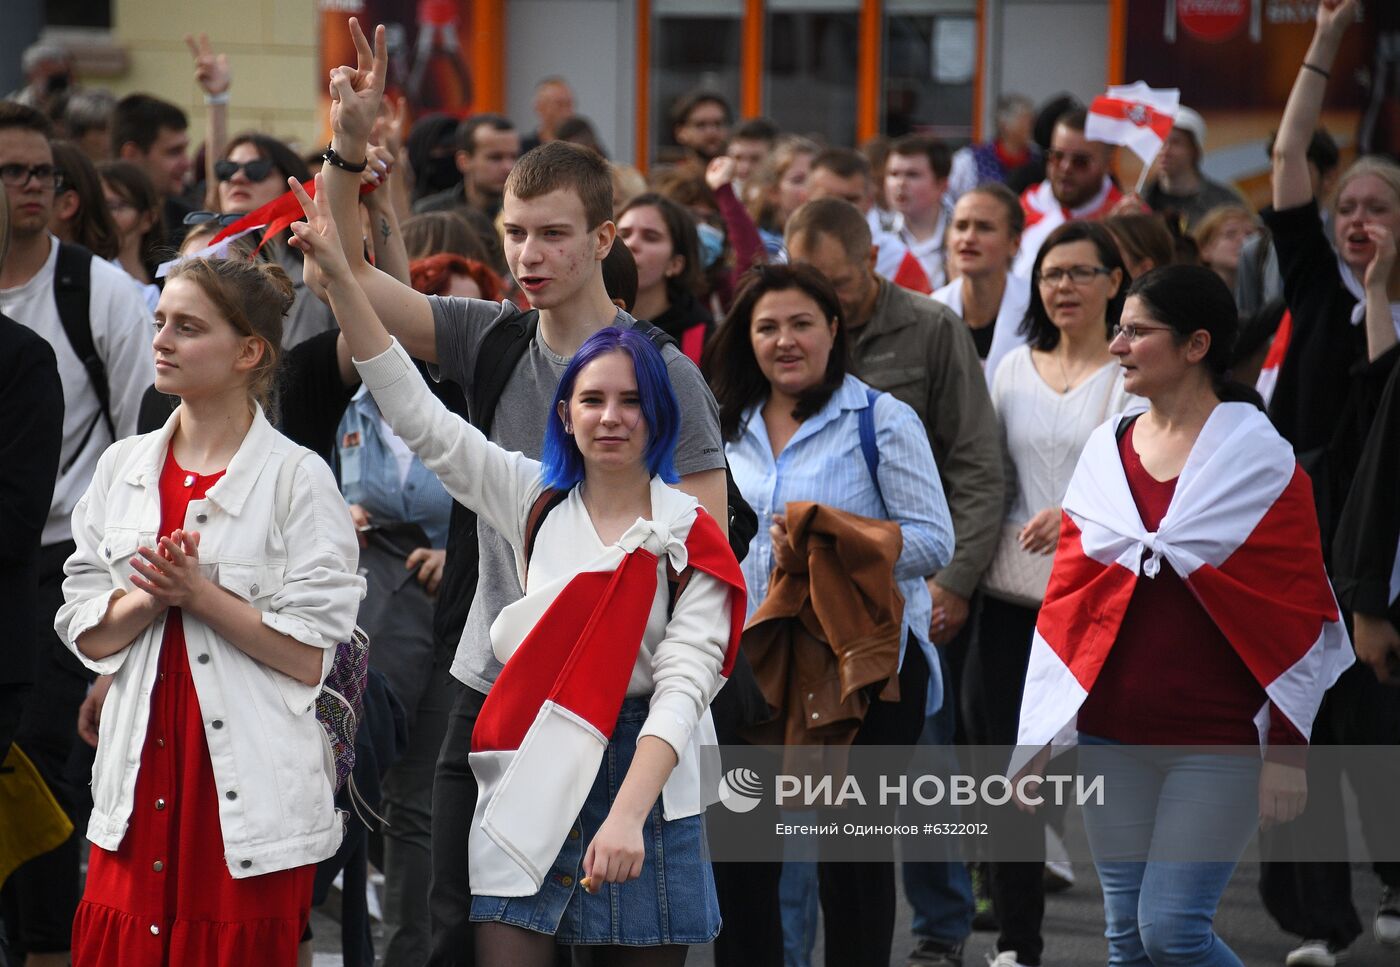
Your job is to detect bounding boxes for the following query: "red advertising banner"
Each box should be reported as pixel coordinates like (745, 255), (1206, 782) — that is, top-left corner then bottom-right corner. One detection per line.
(1121, 0), (1392, 204)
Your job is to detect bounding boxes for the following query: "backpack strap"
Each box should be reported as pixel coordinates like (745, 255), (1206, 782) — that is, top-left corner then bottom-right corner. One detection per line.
(523, 486), (693, 615)
(858, 387), (884, 510)
(470, 309), (540, 434)
(53, 243), (114, 443)
(1115, 413), (1141, 442)
(523, 487), (570, 568)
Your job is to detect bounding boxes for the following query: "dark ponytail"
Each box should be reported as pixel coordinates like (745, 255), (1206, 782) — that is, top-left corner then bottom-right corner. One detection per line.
(1125, 264), (1265, 411)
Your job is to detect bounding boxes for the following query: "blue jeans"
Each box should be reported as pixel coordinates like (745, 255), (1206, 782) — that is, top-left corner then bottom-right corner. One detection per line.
(1079, 736), (1261, 966)
(901, 660), (974, 946)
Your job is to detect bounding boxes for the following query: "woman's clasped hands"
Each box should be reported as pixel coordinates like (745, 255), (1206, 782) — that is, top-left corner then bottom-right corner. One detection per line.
(128, 529), (206, 611)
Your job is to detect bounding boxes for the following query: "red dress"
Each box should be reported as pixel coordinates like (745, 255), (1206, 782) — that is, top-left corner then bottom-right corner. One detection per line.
(72, 448), (315, 966)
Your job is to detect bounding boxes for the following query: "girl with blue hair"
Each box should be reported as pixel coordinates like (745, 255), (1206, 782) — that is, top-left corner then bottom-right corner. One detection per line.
(288, 175), (747, 966)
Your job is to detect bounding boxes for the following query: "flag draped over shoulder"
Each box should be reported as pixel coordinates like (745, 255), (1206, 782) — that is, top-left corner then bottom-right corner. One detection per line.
(467, 500), (745, 897)
(1014, 403), (1353, 773)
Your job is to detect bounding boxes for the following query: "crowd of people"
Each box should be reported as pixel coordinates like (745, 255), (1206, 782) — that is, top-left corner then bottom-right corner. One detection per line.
(1, 1), (1398, 965)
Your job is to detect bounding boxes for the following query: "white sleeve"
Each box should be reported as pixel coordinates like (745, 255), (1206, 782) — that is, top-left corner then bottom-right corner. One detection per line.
(91, 261), (156, 438)
(353, 337), (541, 548)
(260, 454), (368, 713)
(637, 572), (731, 758)
(54, 444), (133, 674)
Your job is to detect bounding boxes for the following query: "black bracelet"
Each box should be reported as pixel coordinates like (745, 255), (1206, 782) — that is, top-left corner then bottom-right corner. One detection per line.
(322, 143), (368, 173)
(1301, 62), (1330, 80)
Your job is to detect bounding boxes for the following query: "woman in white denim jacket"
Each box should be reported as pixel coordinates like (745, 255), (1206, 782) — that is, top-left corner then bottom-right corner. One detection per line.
(56, 257), (364, 965)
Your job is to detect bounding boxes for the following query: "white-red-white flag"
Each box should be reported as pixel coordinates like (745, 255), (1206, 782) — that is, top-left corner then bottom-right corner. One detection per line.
(1012, 403), (1352, 773)
(1086, 82), (1182, 166)
(468, 495), (745, 897)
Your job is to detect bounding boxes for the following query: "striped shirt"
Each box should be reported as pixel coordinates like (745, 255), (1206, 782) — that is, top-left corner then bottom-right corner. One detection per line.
(727, 375), (956, 713)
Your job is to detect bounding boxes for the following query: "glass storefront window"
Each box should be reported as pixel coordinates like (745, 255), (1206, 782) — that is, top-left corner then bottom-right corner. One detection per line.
(764, 5), (859, 146)
(883, 11), (975, 143)
(652, 4), (742, 164)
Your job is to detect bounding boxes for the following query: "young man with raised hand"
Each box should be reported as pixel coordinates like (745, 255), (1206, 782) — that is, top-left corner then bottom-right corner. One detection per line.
(317, 21), (728, 965)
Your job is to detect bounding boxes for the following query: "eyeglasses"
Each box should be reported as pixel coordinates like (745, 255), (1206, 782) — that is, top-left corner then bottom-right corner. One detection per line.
(213, 158), (276, 183)
(1047, 149), (1097, 172)
(0, 163), (63, 190)
(1036, 265), (1112, 286)
(1110, 323), (1177, 342)
(182, 210), (245, 227)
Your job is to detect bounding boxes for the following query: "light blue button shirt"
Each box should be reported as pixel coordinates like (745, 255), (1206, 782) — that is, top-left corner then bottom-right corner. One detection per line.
(337, 387), (453, 549)
(727, 374), (956, 714)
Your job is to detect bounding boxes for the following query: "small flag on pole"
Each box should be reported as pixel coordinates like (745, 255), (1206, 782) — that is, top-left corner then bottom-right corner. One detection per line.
(1085, 82), (1181, 167)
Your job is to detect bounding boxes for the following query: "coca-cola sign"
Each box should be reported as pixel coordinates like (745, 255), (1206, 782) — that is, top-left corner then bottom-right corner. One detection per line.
(1177, 0), (1252, 41)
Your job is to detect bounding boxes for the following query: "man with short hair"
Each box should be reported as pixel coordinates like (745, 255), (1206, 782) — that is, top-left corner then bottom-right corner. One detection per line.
(786, 196), (1000, 967)
(1013, 107), (1122, 277)
(671, 91), (732, 164)
(1143, 106), (1243, 229)
(726, 116), (779, 190)
(319, 25), (728, 963)
(885, 134), (955, 289)
(0, 98), (153, 967)
(520, 76), (574, 153)
(809, 147), (932, 294)
(110, 93), (193, 240)
(413, 113), (520, 220)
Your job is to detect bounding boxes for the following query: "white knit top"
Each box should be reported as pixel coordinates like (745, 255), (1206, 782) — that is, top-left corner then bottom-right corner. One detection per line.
(992, 345), (1142, 525)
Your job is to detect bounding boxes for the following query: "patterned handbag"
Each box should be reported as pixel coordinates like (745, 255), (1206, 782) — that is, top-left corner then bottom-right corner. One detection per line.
(980, 522), (1054, 609)
(275, 449), (369, 793)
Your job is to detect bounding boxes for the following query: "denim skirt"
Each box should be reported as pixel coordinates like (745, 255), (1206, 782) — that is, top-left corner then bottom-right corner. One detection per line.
(469, 697), (722, 945)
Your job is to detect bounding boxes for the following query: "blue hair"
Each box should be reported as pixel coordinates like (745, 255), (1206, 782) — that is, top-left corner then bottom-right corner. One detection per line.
(539, 327), (681, 489)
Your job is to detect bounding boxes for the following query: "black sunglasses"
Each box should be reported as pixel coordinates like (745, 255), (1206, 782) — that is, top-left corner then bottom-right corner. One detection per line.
(213, 158), (277, 182)
(182, 210), (246, 227)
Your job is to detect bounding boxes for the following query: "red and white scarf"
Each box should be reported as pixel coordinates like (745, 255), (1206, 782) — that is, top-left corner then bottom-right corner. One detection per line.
(1014, 178), (1124, 278)
(1014, 404), (1353, 771)
(468, 493), (745, 897)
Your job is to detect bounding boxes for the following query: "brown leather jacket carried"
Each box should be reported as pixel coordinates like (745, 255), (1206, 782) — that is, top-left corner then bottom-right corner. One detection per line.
(741, 502), (906, 748)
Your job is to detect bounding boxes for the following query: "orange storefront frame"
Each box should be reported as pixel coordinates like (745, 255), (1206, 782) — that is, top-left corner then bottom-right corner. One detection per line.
(633, 0), (989, 172)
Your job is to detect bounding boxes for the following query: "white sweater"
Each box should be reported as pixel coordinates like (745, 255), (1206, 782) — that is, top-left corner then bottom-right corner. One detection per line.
(992, 345), (1141, 525)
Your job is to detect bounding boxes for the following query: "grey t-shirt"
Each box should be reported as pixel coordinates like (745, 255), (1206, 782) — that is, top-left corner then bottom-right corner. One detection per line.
(429, 296), (726, 692)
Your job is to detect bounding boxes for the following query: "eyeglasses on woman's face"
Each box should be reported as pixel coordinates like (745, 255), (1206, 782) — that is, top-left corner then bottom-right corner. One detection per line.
(1036, 264), (1112, 287)
(1110, 323), (1176, 342)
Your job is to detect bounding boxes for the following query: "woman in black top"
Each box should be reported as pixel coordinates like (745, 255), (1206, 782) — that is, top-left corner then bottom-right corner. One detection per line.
(617, 193), (714, 364)
(1266, 0), (1400, 555)
(1261, 3), (1400, 960)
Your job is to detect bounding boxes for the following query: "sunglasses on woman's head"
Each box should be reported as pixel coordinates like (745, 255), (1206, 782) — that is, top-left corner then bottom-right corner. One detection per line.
(214, 158), (276, 183)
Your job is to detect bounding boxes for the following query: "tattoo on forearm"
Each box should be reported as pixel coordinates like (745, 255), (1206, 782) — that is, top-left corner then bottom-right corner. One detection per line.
(379, 217), (391, 243)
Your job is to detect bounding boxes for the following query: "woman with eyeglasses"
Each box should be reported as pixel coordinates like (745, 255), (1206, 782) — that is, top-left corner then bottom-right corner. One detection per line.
(1013, 264), (1349, 967)
(964, 220), (1139, 967)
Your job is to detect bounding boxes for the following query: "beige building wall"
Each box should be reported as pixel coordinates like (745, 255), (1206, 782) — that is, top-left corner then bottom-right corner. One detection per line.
(106, 0), (323, 155)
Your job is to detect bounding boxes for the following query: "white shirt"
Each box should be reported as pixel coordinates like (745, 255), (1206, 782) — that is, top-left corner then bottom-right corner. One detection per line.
(56, 406), (365, 877)
(1, 237), (154, 545)
(931, 274), (1032, 389)
(992, 345), (1140, 525)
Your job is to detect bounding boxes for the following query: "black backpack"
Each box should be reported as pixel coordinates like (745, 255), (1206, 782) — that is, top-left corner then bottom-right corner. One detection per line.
(469, 310), (759, 563)
(54, 242), (116, 472)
